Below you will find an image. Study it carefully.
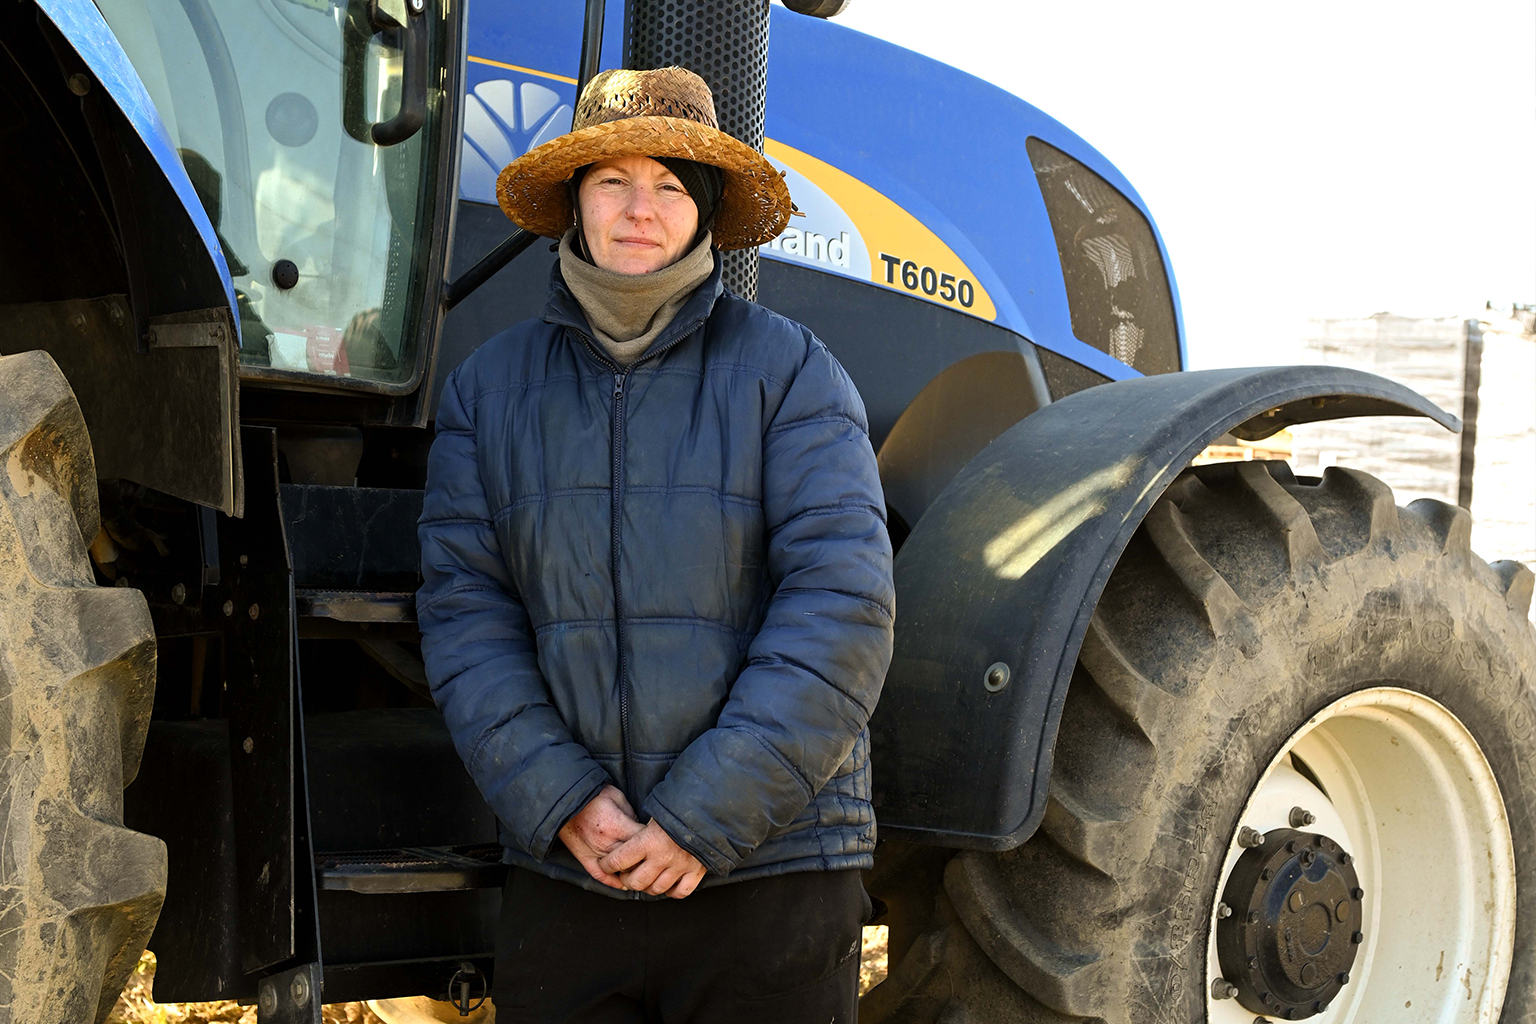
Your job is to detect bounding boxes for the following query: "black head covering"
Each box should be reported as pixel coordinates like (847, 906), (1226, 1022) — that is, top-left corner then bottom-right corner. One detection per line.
(656, 157), (723, 238)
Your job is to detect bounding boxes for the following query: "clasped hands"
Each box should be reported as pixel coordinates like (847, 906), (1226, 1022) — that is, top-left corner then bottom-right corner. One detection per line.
(558, 785), (706, 898)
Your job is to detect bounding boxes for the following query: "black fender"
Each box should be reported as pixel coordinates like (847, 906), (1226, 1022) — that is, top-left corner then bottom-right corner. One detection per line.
(1, 1), (243, 512)
(869, 365), (1459, 850)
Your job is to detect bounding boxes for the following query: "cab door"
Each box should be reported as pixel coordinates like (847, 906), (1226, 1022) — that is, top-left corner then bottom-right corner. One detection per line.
(97, 0), (465, 407)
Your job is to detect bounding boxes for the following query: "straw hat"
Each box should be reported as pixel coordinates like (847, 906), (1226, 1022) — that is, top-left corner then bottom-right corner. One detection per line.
(495, 67), (791, 251)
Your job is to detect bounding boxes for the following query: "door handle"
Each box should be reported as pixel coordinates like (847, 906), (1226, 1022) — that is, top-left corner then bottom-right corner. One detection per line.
(342, 0), (428, 147)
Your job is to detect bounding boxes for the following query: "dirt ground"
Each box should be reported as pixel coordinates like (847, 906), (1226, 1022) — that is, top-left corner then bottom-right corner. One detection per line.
(858, 925), (889, 995)
(107, 954), (384, 1024)
(108, 927), (890, 1023)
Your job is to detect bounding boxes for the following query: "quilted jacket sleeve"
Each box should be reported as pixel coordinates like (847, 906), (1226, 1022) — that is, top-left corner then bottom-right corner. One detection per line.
(641, 333), (895, 874)
(417, 368), (611, 860)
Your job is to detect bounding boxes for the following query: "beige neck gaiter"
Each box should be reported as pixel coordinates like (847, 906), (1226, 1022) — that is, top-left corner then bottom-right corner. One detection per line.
(559, 228), (716, 367)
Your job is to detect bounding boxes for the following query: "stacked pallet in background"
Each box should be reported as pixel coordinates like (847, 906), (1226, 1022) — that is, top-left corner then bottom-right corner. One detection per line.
(1467, 307), (1536, 569)
(1288, 313), (1481, 507)
(1288, 306), (1535, 616)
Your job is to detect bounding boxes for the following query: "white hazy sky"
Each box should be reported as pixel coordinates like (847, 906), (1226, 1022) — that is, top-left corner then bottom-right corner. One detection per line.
(830, 1), (1536, 369)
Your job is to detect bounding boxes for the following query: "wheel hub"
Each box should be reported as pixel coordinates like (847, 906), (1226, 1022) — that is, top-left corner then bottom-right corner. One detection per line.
(1215, 827), (1363, 1019)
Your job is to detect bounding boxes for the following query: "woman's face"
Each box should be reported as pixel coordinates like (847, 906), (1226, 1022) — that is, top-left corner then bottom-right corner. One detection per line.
(577, 155), (700, 275)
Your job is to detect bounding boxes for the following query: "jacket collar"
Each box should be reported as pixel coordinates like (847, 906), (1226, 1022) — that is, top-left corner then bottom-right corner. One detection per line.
(543, 251), (726, 365)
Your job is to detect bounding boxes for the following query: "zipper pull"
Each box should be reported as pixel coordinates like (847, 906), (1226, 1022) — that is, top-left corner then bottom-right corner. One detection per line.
(613, 373), (624, 400)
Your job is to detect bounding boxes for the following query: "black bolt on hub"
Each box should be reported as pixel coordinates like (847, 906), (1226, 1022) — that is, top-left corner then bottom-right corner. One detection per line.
(1289, 805), (1317, 828)
(1216, 827), (1363, 1019)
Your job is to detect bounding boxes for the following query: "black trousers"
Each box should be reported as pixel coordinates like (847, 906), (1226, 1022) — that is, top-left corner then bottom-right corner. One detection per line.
(493, 867), (869, 1024)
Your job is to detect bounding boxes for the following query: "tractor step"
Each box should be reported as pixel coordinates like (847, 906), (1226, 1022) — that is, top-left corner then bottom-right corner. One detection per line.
(315, 843), (507, 894)
(296, 588), (417, 623)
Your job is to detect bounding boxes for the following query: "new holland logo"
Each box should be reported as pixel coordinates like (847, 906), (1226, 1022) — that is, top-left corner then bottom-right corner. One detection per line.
(759, 156), (870, 277)
(764, 227), (854, 269)
(758, 141), (995, 321)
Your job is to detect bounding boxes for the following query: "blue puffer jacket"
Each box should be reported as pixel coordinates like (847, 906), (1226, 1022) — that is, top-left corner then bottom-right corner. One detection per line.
(417, 256), (894, 896)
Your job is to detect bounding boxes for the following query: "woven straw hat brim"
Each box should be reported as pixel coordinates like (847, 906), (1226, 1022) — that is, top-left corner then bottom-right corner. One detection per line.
(496, 115), (791, 251)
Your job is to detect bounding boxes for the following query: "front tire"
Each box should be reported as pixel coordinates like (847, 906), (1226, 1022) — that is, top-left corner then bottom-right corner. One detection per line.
(0, 351), (166, 1024)
(865, 460), (1536, 1023)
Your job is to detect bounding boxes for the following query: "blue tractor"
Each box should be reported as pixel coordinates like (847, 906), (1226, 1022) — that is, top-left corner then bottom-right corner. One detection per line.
(1, 1), (1532, 1021)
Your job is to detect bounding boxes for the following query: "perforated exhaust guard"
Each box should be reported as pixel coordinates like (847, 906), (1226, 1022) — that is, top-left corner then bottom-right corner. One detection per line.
(626, 0), (771, 300)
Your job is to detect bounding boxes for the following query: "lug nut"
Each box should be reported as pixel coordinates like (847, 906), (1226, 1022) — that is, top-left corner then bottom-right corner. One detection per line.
(1212, 978), (1239, 999)
(1338, 971), (1350, 985)
(1238, 826), (1265, 848)
(1351, 931), (1364, 944)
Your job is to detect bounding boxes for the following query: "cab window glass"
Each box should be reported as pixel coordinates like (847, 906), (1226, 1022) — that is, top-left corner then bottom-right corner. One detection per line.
(98, 0), (447, 385)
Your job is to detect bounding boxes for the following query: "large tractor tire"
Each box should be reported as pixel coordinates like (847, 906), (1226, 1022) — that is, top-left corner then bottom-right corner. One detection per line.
(865, 460), (1536, 1024)
(0, 351), (165, 1024)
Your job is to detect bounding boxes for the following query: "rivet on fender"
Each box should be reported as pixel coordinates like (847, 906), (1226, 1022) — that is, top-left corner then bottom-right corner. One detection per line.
(983, 662), (1011, 692)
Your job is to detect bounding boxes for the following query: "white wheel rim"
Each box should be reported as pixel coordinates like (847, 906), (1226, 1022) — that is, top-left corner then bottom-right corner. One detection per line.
(1205, 687), (1516, 1023)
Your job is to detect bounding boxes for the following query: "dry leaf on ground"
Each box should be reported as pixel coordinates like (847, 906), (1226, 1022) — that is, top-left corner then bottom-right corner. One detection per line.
(107, 952), (385, 1024)
(859, 924), (889, 995)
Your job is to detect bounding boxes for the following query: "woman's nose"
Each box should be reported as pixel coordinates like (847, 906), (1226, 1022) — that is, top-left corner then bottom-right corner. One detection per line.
(624, 188), (655, 221)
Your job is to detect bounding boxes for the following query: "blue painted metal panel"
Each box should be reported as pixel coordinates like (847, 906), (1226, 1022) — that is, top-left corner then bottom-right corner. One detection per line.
(459, 2), (1186, 378)
(36, 0), (241, 341)
(761, 8), (1178, 378)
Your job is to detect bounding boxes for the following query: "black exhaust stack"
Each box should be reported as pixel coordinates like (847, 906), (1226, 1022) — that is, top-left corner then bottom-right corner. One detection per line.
(626, 0), (771, 300)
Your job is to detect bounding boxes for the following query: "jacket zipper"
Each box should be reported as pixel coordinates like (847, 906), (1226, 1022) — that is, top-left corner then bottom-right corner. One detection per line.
(571, 323), (705, 815)
(610, 365), (636, 811)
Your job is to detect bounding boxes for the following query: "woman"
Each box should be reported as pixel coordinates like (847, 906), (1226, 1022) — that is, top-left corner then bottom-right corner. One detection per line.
(417, 67), (895, 1023)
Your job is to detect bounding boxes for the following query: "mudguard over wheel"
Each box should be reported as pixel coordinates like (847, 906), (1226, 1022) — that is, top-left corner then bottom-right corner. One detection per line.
(0, 351), (165, 1024)
(865, 460), (1536, 1023)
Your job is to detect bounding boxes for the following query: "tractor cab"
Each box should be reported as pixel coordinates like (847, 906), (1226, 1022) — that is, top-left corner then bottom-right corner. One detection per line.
(2, 1), (1531, 1022)
(96, 0), (458, 392)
